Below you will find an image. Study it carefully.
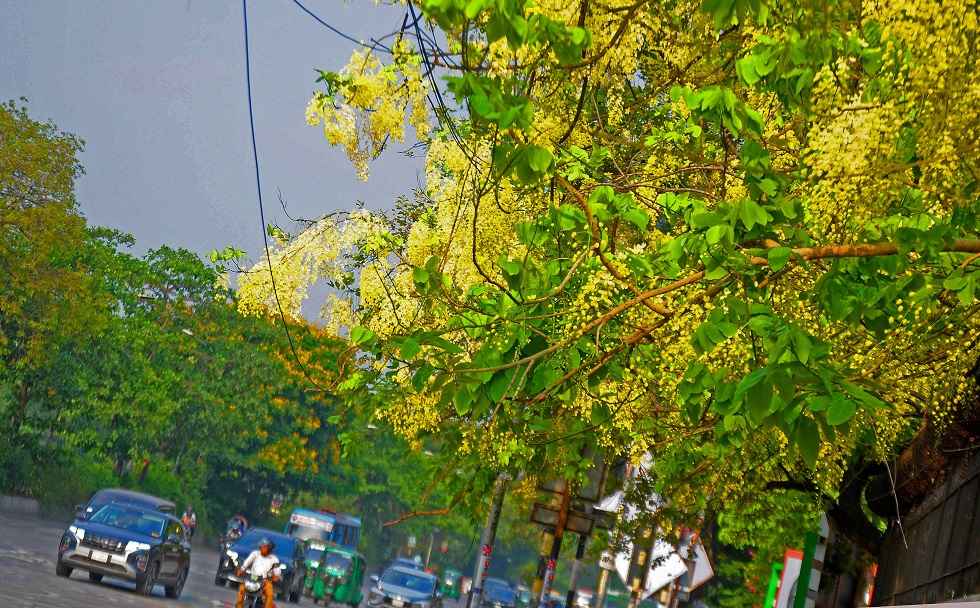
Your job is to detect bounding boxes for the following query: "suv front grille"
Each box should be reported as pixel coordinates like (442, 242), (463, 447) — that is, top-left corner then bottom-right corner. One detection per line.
(80, 535), (126, 554)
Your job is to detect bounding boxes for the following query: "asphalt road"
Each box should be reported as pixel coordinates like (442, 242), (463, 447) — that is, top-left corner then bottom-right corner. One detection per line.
(0, 510), (347, 607)
(0, 511), (470, 608)
(0, 510), (253, 606)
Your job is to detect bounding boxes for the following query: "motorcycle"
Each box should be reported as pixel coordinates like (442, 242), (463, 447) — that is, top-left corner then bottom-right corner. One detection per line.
(219, 515), (249, 551)
(234, 565), (285, 608)
(219, 527), (243, 552)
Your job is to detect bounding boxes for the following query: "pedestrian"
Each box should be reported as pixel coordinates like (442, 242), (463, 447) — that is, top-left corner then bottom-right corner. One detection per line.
(182, 505), (197, 539)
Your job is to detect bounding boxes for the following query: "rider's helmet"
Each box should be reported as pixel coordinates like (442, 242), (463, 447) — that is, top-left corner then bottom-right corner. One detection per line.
(258, 538), (276, 551)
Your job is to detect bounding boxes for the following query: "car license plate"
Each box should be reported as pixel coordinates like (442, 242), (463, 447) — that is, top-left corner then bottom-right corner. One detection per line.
(89, 550), (111, 563)
(392, 600), (404, 607)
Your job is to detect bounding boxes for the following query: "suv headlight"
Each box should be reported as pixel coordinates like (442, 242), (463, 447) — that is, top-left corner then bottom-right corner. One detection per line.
(227, 550), (239, 562)
(60, 532), (75, 551)
(125, 541), (152, 552)
(68, 525), (85, 540)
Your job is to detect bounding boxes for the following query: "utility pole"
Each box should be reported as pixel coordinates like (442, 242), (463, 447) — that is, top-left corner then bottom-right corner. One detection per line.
(531, 527), (556, 604)
(627, 527), (654, 608)
(538, 482), (570, 608)
(467, 473), (509, 608)
(564, 532), (589, 608)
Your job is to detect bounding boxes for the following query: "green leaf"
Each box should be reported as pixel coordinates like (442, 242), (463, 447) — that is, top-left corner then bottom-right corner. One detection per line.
(957, 276), (976, 305)
(745, 377), (774, 422)
(706, 224), (729, 245)
(527, 146), (554, 172)
(489, 370), (514, 403)
(401, 338), (421, 360)
(736, 56), (760, 85)
(349, 326), (376, 346)
(622, 208), (650, 231)
(454, 386), (472, 415)
(413, 267), (430, 283)
(796, 416), (820, 468)
(794, 332), (811, 364)
(826, 397), (857, 425)
(767, 246), (792, 271)
(412, 363), (435, 391)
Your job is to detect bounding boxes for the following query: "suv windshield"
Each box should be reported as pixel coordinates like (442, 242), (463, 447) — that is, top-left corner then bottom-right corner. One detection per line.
(89, 505), (166, 538)
(382, 570), (436, 594)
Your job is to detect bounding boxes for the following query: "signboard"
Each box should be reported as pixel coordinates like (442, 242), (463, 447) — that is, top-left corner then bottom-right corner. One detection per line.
(537, 447), (608, 505)
(530, 503), (597, 536)
(291, 513), (333, 532)
(775, 549), (804, 608)
(602, 487), (714, 600)
(615, 537), (688, 599)
(678, 536), (714, 592)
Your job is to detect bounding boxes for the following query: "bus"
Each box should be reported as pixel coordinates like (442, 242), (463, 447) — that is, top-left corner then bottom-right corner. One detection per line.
(284, 508), (362, 551)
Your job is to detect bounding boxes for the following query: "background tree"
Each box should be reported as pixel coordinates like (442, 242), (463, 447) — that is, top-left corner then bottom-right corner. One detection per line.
(0, 99), (105, 460)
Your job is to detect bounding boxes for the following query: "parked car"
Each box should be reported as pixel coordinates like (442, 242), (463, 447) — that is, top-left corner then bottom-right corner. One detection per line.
(56, 503), (191, 598)
(74, 488), (176, 521)
(215, 527), (307, 603)
(369, 566), (443, 608)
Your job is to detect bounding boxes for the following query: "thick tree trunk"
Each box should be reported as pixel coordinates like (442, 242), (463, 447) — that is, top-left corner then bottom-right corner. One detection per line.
(865, 398), (980, 518)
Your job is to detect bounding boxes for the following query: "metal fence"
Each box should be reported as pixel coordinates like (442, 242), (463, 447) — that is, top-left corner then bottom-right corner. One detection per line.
(872, 448), (980, 605)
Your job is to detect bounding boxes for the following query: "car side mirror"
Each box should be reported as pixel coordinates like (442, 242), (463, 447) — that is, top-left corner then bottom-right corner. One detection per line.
(370, 574), (380, 584)
(167, 534), (182, 543)
(74, 505), (88, 519)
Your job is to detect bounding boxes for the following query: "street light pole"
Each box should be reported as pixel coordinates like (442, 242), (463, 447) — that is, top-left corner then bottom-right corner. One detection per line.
(425, 527), (440, 569)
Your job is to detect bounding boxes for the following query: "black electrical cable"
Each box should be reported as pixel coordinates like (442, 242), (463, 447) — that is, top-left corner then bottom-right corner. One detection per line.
(290, 0), (393, 53)
(243, 0), (327, 392)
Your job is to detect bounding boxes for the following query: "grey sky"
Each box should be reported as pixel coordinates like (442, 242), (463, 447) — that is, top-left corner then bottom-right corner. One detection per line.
(1, 0), (423, 264)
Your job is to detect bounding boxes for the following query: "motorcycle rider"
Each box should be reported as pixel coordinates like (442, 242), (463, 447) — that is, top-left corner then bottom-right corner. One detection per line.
(236, 538), (280, 608)
(181, 505), (197, 539)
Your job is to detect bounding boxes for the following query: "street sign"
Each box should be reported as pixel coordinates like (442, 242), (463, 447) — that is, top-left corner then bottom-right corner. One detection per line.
(601, 486), (714, 600)
(529, 503), (597, 535)
(775, 549), (804, 608)
(537, 447), (608, 505)
(407, 535), (417, 550)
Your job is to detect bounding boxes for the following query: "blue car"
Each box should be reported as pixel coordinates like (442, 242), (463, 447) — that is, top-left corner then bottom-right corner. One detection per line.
(215, 527), (308, 603)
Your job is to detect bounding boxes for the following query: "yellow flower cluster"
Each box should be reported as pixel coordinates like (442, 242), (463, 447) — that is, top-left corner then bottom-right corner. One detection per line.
(306, 40), (429, 181)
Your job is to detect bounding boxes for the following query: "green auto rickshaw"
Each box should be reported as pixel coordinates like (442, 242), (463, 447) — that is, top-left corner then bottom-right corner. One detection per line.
(302, 541), (330, 597)
(440, 569), (463, 599)
(311, 546), (366, 607)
